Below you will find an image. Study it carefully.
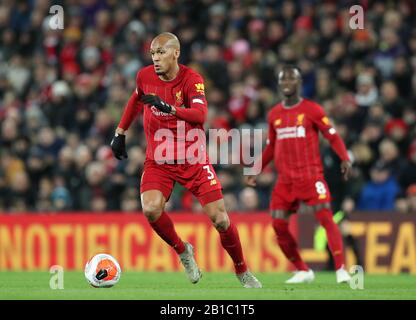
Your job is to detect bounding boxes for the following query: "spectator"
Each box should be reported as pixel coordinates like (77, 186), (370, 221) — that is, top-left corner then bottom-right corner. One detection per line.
(380, 80), (406, 118)
(120, 187), (141, 213)
(357, 161), (401, 211)
(78, 161), (113, 211)
(239, 187), (259, 211)
(398, 140), (416, 191)
(396, 184), (416, 214)
(42, 80), (74, 130)
(355, 73), (378, 109)
(51, 186), (72, 211)
(384, 118), (410, 157)
(378, 138), (407, 177)
(223, 192), (239, 213)
(0, 1), (415, 213)
(405, 184), (416, 214)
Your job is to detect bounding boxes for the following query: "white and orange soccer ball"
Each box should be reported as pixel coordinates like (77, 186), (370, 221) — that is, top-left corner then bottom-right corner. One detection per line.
(84, 253), (121, 288)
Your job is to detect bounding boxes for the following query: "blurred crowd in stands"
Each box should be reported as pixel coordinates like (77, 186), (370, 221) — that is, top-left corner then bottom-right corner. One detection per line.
(1, 0), (416, 214)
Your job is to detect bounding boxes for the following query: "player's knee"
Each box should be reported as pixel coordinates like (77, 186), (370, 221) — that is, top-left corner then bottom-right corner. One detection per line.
(315, 210), (334, 227)
(318, 217), (335, 229)
(271, 210), (291, 220)
(211, 211), (230, 231)
(204, 199), (230, 231)
(142, 201), (164, 222)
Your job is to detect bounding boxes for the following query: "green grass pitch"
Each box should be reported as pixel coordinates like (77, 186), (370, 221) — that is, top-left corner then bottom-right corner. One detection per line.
(0, 271), (415, 300)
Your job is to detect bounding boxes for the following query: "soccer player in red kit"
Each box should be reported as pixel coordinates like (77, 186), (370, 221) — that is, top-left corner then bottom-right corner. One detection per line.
(110, 32), (261, 288)
(246, 66), (352, 284)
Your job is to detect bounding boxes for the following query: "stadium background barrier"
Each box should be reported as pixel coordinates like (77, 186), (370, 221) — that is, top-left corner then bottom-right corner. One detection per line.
(0, 213), (415, 274)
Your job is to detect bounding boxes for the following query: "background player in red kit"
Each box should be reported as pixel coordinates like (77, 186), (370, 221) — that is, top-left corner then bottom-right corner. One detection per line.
(110, 32), (261, 288)
(246, 66), (352, 284)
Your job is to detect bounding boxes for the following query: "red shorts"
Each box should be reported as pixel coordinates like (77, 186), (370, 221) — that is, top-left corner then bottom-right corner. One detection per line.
(270, 177), (332, 212)
(140, 159), (223, 206)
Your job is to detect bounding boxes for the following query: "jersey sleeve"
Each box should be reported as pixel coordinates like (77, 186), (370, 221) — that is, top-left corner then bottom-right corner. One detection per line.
(253, 111), (275, 173)
(174, 73), (207, 125)
(186, 74), (208, 108)
(135, 70), (144, 97)
(117, 70), (144, 130)
(261, 112), (276, 170)
(309, 102), (350, 161)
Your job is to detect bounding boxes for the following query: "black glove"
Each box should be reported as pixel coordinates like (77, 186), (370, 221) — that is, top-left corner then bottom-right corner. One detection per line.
(141, 95), (172, 114)
(110, 133), (128, 160)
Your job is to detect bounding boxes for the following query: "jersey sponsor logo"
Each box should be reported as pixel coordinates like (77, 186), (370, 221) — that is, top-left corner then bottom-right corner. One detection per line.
(194, 83), (205, 95)
(297, 126), (305, 137)
(210, 179), (217, 186)
(145, 92), (171, 116)
(276, 126), (306, 139)
(150, 106), (170, 116)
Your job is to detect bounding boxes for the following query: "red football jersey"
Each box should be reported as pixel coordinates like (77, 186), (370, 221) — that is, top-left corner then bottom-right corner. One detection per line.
(119, 64), (208, 162)
(262, 98), (349, 182)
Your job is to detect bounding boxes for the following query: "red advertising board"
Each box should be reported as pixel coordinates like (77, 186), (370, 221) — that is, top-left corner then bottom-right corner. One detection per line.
(1, 212), (415, 273)
(0, 213), (294, 272)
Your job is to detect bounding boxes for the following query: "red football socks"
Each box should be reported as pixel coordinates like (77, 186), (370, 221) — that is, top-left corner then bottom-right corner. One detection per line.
(218, 223), (248, 274)
(315, 208), (345, 270)
(149, 212), (186, 254)
(272, 219), (309, 271)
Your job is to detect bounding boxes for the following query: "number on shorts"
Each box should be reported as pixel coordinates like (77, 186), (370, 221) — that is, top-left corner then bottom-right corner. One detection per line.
(315, 181), (327, 195)
(203, 165), (214, 180)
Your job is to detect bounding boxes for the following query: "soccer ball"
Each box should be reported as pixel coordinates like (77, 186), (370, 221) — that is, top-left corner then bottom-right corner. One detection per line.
(84, 253), (121, 288)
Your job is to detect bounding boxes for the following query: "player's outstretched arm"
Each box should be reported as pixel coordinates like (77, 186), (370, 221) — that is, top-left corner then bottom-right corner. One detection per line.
(340, 160), (352, 181)
(110, 90), (142, 160)
(319, 127), (351, 180)
(251, 116), (276, 175)
(244, 129), (275, 187)
(118, 90), (142, 130)
(172, 104), (206, 124)
(311, 103), (351, 180)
